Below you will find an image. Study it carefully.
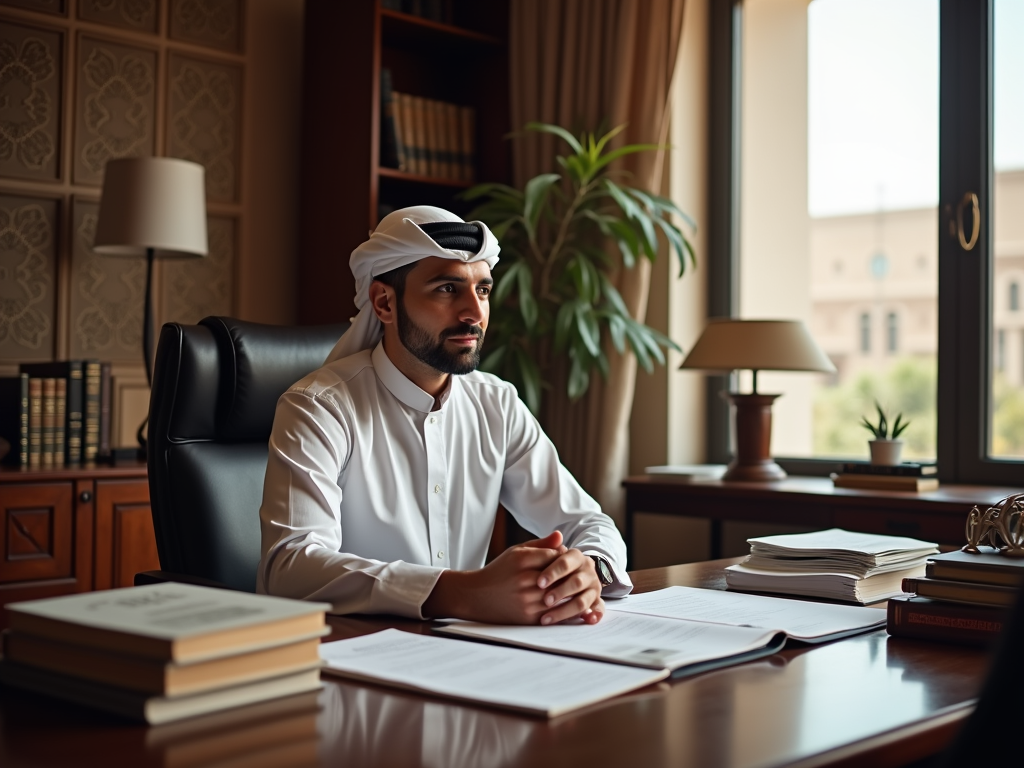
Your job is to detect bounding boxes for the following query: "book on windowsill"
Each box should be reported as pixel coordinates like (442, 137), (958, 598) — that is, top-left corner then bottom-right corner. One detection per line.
(320, 628), (669, 718)
(5, 583), (331, 663)
(901, 576), (1019, 608)
(832, 473), (939, 492)
(841, 462), (938, 477)
(644, 464), (727, 482)
(924, 546), (1024, 587)
(724, 528), (938, 603)
(886, 594), (1010, 647)
(435, 586), (885, 677)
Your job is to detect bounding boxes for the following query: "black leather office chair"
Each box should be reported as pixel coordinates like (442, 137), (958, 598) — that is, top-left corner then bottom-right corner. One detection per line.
(142, 316), (349, 591)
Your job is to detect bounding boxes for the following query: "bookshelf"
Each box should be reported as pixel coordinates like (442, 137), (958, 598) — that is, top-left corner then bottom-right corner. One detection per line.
(298, 0), (511, 325)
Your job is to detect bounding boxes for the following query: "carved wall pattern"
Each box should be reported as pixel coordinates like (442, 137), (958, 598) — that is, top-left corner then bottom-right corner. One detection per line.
(167, 54), (239, 202)
(78, 0), (159, 34)
(0, 22), (60, 181)
(0, 3), (245, 376)
(74, 37), (156, 186)
(7, 507), (49, 559)
(170, 0), (241, 53)
(161, 214), (232, 325)
(0, 1), (65, 16)
(0, 194), (54, 360)
(69, 197), (143, 360)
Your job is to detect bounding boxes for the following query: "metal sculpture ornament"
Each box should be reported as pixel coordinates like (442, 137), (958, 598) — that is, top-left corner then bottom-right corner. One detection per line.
(963, 493), (1024, 558)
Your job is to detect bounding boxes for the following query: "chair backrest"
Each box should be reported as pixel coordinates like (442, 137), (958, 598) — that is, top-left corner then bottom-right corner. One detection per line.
(147, 316), (348, 591)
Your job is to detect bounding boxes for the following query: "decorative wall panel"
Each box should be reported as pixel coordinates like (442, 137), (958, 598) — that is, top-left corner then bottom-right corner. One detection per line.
(78, 0), (159, 34)
(0, 22), (61, 182)
(0, 0), (65, 16)
(68, 197), (142, 360)
(0, 193), (55, 360)
(167, 53), (239, 202)
(169, 0), (241, 53)
(161, 214), (232, 324)
(73, 35), (156, 186)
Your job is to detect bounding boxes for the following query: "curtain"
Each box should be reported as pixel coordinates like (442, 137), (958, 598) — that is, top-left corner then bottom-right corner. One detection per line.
(509, 0), (686, 522)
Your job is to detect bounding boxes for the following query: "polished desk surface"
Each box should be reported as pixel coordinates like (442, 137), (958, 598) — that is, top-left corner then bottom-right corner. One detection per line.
(0, 560), (989, 768)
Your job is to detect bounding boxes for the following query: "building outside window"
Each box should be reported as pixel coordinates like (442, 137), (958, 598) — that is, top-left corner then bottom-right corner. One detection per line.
(859, 312), (871, 353)
(887, 312), (899, 353)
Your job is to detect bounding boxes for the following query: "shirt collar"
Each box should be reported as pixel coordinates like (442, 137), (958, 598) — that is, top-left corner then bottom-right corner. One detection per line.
(371, 341), (453, 413)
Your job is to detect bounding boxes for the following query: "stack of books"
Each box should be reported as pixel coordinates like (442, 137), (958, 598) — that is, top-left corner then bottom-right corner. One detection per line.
(832, 462), (939, 492)
(0, 360), (115, 466)
(0, 584), (329, 724)
(724, 528), (938, 604)
(888, 546), (1024, 646)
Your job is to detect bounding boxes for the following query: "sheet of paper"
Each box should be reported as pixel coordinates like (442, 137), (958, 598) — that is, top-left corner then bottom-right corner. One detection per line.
(747, 528), (937, 556)
(609, 586), (885, 641)
(438, 610), (780, 670)
(318, 629), (667, 718)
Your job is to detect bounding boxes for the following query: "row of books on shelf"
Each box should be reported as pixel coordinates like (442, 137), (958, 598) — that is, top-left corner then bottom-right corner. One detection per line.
(0, 361), (113, 467)
(887, 547), (1023, 647)
(380, 69), (476, 182)
(832, 461), (939, 492)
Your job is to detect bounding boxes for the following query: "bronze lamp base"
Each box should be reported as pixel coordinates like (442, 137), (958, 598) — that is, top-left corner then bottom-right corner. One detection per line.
(722, 392), (787, 482)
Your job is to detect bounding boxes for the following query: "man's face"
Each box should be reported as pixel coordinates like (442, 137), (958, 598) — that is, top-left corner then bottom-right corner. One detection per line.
(394, 257), (493, 375)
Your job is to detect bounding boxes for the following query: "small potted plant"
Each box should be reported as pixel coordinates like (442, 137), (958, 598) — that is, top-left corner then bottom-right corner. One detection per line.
(861, 402), (910, 465)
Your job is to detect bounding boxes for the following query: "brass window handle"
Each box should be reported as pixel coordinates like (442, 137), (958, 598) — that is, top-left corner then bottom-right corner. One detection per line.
(956, 191), (980, 251)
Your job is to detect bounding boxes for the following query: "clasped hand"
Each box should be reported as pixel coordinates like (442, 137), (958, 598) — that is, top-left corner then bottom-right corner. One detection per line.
(423, 530), (606, 625)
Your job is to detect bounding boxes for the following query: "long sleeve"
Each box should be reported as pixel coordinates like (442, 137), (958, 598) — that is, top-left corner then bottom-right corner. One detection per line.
(499, 396), (633, 597)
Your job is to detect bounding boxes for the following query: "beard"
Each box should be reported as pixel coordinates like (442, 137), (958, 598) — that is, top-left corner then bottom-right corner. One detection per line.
(396, 299), (485, 375)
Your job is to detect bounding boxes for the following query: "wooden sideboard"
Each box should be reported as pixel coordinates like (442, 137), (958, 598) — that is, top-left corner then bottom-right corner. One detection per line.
(0, 461), (158, 627)
(622, 475), (1024, 566)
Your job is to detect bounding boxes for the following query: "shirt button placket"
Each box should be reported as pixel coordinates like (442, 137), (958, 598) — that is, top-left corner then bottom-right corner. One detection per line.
(424, 412), (449, 567)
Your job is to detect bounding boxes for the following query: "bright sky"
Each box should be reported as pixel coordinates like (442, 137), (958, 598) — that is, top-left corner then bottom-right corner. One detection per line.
(808, 0), (1024, 218)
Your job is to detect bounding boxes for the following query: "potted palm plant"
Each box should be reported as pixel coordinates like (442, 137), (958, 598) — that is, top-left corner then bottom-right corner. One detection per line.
(461, 122), (695, 413)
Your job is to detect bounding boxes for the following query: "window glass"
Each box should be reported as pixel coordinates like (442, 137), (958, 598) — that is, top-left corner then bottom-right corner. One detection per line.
(990, 0), (1024, 459)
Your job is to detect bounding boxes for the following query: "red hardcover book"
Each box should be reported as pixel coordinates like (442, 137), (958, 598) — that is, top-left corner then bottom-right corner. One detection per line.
(887, 595), (1009, 647)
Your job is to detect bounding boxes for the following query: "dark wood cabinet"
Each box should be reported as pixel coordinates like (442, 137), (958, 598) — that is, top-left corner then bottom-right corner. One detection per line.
(0, 462), (156, 627)
(298, 0), (511, 324)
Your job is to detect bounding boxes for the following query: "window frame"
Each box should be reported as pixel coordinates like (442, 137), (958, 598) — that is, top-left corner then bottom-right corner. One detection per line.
(706, 0), (1021, 483)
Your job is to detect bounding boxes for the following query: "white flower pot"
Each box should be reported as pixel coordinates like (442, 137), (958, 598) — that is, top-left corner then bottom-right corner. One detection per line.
(869, 439), (904, 466)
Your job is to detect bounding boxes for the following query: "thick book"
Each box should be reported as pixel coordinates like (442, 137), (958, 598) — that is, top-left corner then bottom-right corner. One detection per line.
(423, 97), (439, 177)
(841, 462), (938, 477)
(41, 377), (55, 465)
(925, 547), (1024, 587)
(20, 361), (83, 463)
(725, 563), (926, 603)
(0, 374), (28, 465)
(84, 360), (100, 460)
(27, 376), (41, 466)
(0, 661), (322, 725)
(54, 377), (66, 465)
(902, 576), (1019, 608)
(459, 105), (476, 182)
(886, 594), (1009, 647)
(6, 583), (331, 664)
(832, 473), (939, 492)
(98, 361), (112, 459)
(379, 68), (402, 169)
(319, 628), (668, 718)
(3, 631), (323, 697)
(437, 586), (884, 675)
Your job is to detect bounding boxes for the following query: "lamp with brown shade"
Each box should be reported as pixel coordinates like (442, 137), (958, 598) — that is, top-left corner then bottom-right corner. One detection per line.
(680, 319), (836, 482)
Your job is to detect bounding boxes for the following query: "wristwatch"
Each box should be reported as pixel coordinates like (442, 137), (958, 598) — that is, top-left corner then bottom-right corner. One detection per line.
(590, 556), (614, 587)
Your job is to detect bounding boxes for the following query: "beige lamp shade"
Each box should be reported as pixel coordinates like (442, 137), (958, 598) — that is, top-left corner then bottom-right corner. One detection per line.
(93, 157), (208, 259)
(679, 319), (836, 374)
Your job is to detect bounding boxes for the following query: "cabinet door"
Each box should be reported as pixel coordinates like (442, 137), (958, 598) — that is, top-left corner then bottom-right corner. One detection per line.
(94, 479), (160, 590)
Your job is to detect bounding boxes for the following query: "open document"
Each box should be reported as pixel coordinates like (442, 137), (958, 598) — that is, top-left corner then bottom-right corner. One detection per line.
(318, 629), (667, 717)
(436, 586), (885, 676)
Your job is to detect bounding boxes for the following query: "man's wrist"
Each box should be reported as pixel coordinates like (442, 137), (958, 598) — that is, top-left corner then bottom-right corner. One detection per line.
(422, 569), (466, 619)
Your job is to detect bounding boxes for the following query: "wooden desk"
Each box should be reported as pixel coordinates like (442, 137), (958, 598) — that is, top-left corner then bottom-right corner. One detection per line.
(623, 475), (1023, 564)
(0, 560), (987, 768)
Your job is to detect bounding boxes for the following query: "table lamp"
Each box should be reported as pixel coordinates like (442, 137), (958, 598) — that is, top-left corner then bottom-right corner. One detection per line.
(94, 157), (208, 455)
(679, 319), (836, 482)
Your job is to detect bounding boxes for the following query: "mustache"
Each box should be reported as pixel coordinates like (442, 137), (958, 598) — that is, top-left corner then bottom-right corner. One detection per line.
(442, 324), (484, 340)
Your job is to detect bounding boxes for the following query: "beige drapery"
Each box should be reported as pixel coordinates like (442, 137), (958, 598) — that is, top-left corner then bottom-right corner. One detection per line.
(509, 0), (686, 523)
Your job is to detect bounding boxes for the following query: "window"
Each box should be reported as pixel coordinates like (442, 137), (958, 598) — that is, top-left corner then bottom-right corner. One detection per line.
(707, 0), (1023, 481)
(859, 312), (871, 353)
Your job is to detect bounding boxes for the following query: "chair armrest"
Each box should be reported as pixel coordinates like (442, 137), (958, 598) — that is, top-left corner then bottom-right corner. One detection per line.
(133, 570), (238, 590)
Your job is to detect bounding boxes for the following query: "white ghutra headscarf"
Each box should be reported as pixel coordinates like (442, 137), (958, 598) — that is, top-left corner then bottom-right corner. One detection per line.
(323, 206), (501, 365)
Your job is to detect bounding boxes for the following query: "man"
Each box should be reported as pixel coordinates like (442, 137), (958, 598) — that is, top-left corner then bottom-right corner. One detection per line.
(258, 206), (631, 625)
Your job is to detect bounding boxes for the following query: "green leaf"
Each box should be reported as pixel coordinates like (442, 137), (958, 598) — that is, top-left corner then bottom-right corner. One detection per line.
(554, 300), (577, 352)
(514, 347), (542, 414)
(604, 181), (658, 259)
(526, 122), (584, 154)
(567, 353), (591, 400)
(491, 260), (522, 306)
(575, 304), (601, 358)
(517, 264), (538, 329)
(590, 142), (662, 176)
(592, 124), (627, 158)
(599, 275), (631, 317)
(607, 314), (627, 353)
(523, 173), (561, 240)
(460, 182), (524, 203)
(649, 192), (697, 230)
(606, 219), (640, 267)
(653, 216), (695, 277)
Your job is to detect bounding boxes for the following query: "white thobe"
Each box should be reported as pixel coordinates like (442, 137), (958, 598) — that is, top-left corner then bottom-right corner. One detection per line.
(258, 342), (632, 618)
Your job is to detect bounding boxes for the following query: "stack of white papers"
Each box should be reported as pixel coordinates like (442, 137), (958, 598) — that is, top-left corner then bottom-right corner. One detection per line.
(725, 528), (938, 603)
